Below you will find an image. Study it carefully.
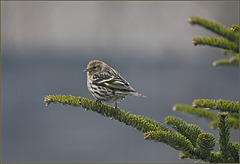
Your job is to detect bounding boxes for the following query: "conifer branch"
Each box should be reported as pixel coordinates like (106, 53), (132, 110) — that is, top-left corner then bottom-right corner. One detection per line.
(180, 151), (224, 163)
(209, 120), (218, 129)
(44, 95), (169, 133)
(196, 133), (216, 160)
(189, 16), (239, 66)
(165, 116), (203, 147)
(193, 99), (239, 114)
(222, 49), (239, 56)
(210, 117), (239, 129)
(192, 37), (239, 53)
(228, 142), (240, 163)
(189, 16), (239, 43)
(44, 95), (239, 163)
(220, 49), (240, 66)
(212, 57), (239, 67)
(218, 112), (231, 162)
(231, 24), (239, 32)
(208, 152), (224, 163)
(228, 117), (239, 129)
(144, 130), (194, 152)
(173, 104), (217, 120)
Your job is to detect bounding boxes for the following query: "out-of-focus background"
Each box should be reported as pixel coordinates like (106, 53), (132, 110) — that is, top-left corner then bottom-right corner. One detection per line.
(1, 1), (239, 163)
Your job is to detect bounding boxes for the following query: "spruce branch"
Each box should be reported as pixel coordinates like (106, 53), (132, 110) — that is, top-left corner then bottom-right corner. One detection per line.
(222, 49), (239, 56)
(44, 95), (239, 163)
(210, 117), (239, 130)
(192, 37), (239, 53)
(173, 104), (217, 120)
(193, 99), (239, 114)
(165, 116), (203, 147)
(228, 117), (239, 129)
(228, 141), (240, 163)
(209, 120), (218, 129)
(189, 16), (239, 43)
(190, 16), (239, 66)
(218, 50), (240, 66)
(217, 113), (239, 163)
(208, 152), (223, 163)
(218, 112), (231, 162)
(180, 151), (224, 163)
(196, 133), (216, 160)
(144, 130), (194, 152)
(44, 95), (169, 133)
(231, 24), (239, 32)
(213, 56), (239, 67)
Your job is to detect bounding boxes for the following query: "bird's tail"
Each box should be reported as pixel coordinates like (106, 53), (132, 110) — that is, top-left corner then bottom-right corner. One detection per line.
(131, 91), (147, 98)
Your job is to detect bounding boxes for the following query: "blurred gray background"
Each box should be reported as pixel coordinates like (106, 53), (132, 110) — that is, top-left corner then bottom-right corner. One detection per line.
(1, 1), (239, 163)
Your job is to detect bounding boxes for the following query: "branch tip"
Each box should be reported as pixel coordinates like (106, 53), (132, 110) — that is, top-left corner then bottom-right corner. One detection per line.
(188, 17), (197, 25)
(192, 104), (197, 108)
(192, 40), (197, 46)
(44, 98), (51, 106)
(212, 61), (217, 67)
(172, 106), (177, 111)
(144, 134), (151, 140)
(231, 24), (239, 32)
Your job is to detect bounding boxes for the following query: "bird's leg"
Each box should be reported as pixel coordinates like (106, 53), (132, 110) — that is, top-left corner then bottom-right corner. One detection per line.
(96, 100), (102, 104)
(115, 102), (119, 111)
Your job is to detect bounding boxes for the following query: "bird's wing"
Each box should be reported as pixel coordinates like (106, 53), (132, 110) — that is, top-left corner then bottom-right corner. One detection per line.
(92, 73), (135, 92)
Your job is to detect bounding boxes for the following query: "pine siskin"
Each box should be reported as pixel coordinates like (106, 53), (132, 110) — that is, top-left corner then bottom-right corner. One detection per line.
(83, 60), (146, 110)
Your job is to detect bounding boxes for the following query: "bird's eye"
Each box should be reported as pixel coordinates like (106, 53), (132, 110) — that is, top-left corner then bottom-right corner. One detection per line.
(93, 66), (97, 69)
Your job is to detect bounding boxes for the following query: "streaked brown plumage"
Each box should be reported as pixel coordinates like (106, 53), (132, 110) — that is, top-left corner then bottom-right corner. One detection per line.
(84, 60), (146, 110)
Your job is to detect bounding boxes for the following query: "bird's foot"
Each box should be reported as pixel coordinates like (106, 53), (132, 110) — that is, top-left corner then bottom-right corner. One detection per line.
(115, 103), (120, 111)
(96, 100), (102, 104)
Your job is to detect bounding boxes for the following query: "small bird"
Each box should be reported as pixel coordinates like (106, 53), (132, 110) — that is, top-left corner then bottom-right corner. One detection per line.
(83, 60), (146, 110)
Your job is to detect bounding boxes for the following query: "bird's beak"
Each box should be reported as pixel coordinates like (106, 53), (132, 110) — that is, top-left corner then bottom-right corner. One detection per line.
(83, 67), (91, 72)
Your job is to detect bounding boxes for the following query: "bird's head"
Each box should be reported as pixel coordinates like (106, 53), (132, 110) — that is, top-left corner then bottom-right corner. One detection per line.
(83, 60), (107, 75)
